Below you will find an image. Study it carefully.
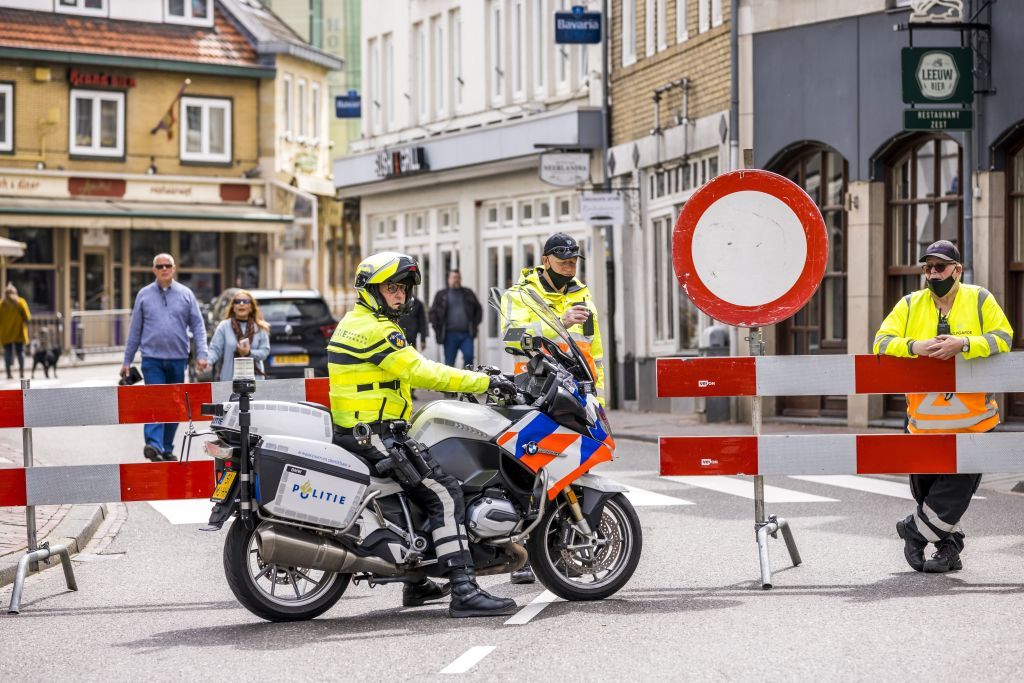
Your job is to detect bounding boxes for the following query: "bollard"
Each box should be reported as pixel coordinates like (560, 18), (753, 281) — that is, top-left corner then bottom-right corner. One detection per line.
(8, 378), (78, 614)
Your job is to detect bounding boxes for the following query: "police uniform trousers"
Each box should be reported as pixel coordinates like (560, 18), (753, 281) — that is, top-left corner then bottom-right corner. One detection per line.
(333, 430), (474, 573)
(903, 425), (986, 552)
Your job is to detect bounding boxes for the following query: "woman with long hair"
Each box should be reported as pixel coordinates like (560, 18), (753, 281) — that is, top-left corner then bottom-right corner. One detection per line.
(207, 290), (271, 380)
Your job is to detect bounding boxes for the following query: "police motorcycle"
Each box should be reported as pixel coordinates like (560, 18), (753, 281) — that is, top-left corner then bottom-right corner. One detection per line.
(195, 287), (641, 622)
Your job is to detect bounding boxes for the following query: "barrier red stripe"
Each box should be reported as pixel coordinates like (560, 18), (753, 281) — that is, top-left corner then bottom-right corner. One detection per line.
(0, 389), (23, 428)
(657, 357), (757, 397)
(0, 468), (27, 507)
(118, 461), (216, 502)
(305, 377), (330, 408)
(853, 355), (956, 395)
(856, 434), (957, 474)
(117, 382), (213, 424)
(660, 436), (758, 476)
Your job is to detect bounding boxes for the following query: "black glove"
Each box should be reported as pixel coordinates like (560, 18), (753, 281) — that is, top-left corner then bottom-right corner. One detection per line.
(487, 374), (517, 398)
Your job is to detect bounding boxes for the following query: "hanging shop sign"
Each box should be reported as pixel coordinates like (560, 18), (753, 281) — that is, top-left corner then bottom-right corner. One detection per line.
(374, 147), (428, 179)
(908, 0), (964, 24)
(903, 108), (973, 131)
(539, 152), (590, 187)
(335, 90), (361, 118)
(901, 47), (973, 104)
(554, 6), (602, 44)
(580, 191), (625, 225)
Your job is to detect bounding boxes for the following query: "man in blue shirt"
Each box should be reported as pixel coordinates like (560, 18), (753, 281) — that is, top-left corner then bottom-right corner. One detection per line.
(121, 253), (209, 461)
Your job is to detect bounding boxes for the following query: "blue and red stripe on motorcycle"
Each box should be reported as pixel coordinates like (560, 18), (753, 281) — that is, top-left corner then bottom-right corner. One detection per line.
(496, 412), (613, 500)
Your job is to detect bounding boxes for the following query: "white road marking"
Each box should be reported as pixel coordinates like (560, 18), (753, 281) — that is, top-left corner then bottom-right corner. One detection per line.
(661, 476), (838, 503)
(148, 499), (213, 524)
(440, 646), (496, 674)
(504, 589), (561, 626)
(622, 484), (695, 507)
(790, 475), (984, 500)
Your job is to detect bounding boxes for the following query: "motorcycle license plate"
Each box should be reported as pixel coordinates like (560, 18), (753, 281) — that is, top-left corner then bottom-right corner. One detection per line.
(211, 469), (237, 502)
(273, 354), (309, 366)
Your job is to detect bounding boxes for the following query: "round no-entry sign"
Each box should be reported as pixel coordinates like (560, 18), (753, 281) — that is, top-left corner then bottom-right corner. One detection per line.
(672, 169), (828, 327)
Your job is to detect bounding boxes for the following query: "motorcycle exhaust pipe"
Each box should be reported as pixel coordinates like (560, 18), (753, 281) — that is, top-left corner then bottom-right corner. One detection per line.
(255, 523), (402, 576)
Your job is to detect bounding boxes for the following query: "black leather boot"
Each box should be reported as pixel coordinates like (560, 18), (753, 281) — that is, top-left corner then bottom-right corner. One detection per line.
(402, 578), (451, 607)
(896, 516), (927, 572)
(448, 568), (517, 618)
(924, 540), (963, 573)
(510, 561), (536, 584)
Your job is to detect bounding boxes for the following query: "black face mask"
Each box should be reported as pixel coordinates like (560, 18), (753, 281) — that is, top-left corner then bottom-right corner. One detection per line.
(546, 267), (574, 290)
(926, 272), (957, 298)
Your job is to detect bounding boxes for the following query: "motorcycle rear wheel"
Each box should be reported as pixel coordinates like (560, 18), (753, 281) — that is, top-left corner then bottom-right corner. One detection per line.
(223, 519), (350, 622)
(526, 492), (642, 601)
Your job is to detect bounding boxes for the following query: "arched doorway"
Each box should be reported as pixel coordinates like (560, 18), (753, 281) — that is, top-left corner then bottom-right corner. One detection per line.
(770, 144), (848, 417)
(1004, 138), (1024, 420)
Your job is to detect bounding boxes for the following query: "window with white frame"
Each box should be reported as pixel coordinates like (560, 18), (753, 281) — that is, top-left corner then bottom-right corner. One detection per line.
(657, 0), (667, 50)
(166, 0), (211, 25)
(311, 83), (321, 140)
(557, 0), (569, 87)
(645, 0), (654, 56)
(712, 0), (723, 27)
(578, 43), (588, 85)
(490, 1), (504, 103)
(180, 96), (231, 163)
(450, 9), (464, 110)
(532, 0), (545, 95)
(368, 40), (380, 133)
(698, 0), (710, 33)
(0, 83), (12, 153)
(297, 79), (307, 136)
(69, 89), (124, 157)
(652, 213), (697, 345)
(282, 74), (293, 135)
(56, 0), (106, 16)
(676, 0), (688, 42)
(383, 33), (395, 129)
(512, 0), (525, 99)
(432, 18), (445, 117)
(415, 24), (427, 121)
(622, 0), (637, 66)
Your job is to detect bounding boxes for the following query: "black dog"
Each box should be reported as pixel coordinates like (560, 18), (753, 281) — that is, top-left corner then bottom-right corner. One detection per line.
(30, 328), (61, 379)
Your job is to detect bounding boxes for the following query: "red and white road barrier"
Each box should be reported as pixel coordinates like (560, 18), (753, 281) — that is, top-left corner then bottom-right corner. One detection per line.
(0, 461), (214, 508)
(0, 377), (331, 429)
(661, 433), (1024, 476)
(657, 353), (1024, 397)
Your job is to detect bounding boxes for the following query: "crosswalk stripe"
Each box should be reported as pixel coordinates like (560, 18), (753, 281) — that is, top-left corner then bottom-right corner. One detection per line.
(789, 475), (984, 500)
(622, 485), (694, 507)
(661, 476), (838, 503)
(148, 499), (213, 524)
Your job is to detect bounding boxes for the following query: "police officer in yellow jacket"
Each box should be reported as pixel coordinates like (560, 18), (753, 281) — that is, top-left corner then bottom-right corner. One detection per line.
(499, 232), (604, 585)
(874, 240), (1013, 573)
(328, 252), (517, 617)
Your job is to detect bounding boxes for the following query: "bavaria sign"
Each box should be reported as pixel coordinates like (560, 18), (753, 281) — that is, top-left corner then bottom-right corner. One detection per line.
(555, 6), (602, 44)
(539, 152), (590, 187)
(335, 90), (361, 118)
(901, 48), (973, 104)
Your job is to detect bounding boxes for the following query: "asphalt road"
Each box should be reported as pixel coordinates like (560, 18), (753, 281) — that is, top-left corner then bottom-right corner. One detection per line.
(2, 366), (1024, 679)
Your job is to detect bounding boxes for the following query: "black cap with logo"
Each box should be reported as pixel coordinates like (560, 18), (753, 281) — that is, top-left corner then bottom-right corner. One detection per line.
(918, 240), (961, 263)
(543, 232), (585, 260)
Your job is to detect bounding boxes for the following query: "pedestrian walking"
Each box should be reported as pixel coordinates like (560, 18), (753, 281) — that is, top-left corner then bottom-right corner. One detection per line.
(206, 289), (271, 381)
(874, 240), (1013, 573)
(0, 283), (30, 380)
(121, 254), (209, 462)
(428, 269), (482, 368)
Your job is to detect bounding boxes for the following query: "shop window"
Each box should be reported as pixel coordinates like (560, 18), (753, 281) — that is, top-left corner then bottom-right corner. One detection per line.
(176, 272), (220, 305)
(5, 270), (55, 313)
(179, 232), (218, 269)
(70, 89), (124, 158)
(0, 83), (12, 153)
(130, 231), (171, 268)
(8, 228), (52, 264)
(180, 97), (231, 164)
(1004, 143), (1024, 419)
(166, 0), (212, 26)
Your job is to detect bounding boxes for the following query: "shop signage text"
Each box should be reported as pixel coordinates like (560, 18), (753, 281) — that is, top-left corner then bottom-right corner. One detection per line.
(0, 177), (42, 193)
(540, 152), (590, 187)
(903, 108), (973, 131)
(555, 6), (602, 44)
(335, 90), (361, 118)
(580, 191), (625, 225)
(68, 177), (126, 198)
(374, 147), (428, 178)
(68, 68), (137, 90)
(901, 48), (973, 104)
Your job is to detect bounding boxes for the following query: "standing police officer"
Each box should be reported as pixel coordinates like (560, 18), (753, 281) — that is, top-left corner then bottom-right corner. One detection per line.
(874, 240), (1013, 573)
(328, 252), (517, 617)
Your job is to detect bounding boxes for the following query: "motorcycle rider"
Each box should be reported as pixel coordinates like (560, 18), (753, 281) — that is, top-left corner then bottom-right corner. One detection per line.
(328, 252), (518, 618)
(500, 232), (605, 584)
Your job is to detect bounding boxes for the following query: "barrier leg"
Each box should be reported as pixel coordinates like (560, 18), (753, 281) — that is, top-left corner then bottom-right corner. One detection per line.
(7, 542), (77, 615)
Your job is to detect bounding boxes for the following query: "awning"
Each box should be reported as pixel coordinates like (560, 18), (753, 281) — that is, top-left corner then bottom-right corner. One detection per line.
(0, 235), (26, 258)
(0, 198), (293, 233)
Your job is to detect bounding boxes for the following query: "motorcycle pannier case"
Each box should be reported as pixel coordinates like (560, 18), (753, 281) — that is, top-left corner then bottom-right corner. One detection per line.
(254, 435), (371, 529)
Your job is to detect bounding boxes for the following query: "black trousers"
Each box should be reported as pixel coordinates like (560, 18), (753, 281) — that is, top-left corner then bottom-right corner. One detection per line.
(334, 430), (473, 573)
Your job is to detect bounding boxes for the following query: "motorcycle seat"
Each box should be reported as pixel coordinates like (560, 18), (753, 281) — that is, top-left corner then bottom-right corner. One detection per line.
(368, 477), (403, 497)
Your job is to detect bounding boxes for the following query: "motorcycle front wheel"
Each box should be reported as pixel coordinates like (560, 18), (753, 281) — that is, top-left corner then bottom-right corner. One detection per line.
(526, 492), (642, 601)
(223, 519), (350, 622)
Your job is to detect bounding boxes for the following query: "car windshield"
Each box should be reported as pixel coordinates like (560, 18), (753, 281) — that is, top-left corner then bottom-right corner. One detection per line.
(258, 298), (331, 323)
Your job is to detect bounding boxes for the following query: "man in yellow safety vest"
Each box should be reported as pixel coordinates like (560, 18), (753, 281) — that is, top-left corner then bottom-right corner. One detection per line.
(873, 240), (1013, 573)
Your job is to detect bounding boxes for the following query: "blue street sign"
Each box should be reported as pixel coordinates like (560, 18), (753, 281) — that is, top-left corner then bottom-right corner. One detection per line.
(335, 90), (361, 118)
(555, 6), (601, 44)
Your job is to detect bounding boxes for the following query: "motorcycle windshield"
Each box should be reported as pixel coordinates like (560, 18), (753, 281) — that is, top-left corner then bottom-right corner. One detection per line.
(497, 286), (596, 387)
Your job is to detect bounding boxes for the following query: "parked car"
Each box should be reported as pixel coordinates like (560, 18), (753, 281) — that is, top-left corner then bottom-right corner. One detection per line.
(203, 288), (337, 379)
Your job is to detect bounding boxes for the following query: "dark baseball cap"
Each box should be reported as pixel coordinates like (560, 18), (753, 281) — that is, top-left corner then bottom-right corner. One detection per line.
(543, 232), (585, 259)
(918, 240), (961, 263)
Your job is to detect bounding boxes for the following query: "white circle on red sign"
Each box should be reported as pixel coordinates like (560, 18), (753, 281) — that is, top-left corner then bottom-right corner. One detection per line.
(673, 170), (828, 327)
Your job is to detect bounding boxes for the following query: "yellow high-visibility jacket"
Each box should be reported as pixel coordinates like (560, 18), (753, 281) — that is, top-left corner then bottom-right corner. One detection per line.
(873, 284), (1013, 433)
(328, 304), (489, 428)
(500, 267), (605, 396)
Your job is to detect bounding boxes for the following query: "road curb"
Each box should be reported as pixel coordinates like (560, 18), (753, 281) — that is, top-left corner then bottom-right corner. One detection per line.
(0, 504), (107, 589)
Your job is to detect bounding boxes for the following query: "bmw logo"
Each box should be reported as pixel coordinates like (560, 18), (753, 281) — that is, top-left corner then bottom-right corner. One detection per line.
(525, 442), (538, 455)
